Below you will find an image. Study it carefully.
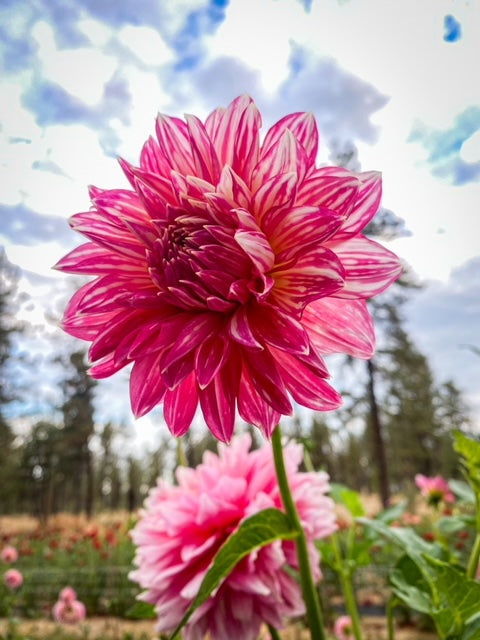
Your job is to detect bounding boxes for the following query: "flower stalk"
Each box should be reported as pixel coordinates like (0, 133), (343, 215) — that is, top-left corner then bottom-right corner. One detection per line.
(271, 425), (326, 640)
(331, 533), (363, 640)
(466, 531), (480, 580)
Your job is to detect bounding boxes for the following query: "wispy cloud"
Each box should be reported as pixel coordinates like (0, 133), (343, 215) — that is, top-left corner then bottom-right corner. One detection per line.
(409, 106), (480, 185)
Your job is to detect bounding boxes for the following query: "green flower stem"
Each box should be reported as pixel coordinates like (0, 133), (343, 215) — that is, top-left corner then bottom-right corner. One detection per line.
(331, 533), (363, 640)
(177, 438), (188, 468)
(386, 598), (397, 640)
(267, 623), (282, 640)
(466, 531), (480, 580)
(272, 425), (326, 640)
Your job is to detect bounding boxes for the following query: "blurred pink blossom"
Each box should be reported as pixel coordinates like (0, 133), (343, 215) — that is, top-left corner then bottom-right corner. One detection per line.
(52, 599), (87, 624)
(130, 434), (336, 640)
(415, 474), (455, 506)
(1, 545), (18, 564)
(4, 568), (23, 590)
(56, 95), (401, 442)
(58, 586), (78, 603)
(334, 615), (354, 639)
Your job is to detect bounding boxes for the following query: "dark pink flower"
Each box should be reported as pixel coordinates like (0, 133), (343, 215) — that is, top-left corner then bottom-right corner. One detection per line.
(1, 545), (18, 564)
(415, 474), (455, 506)
(56, 95), (402, 441)
(129, 434), (336, 640)
(58, 586), (78, 603)
(4, 568), (23, 590)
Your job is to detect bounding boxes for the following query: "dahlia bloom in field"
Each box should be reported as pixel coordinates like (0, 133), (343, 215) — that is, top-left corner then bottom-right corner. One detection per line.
(52, 598), (87, 624)
(56, 95), (401, 441)
(334, 615), (353, 640)
(415, 474), (455, 506)
(130, 434), (336, 640)
(4, 568), (23, 590)
(1, 545), (18, 564)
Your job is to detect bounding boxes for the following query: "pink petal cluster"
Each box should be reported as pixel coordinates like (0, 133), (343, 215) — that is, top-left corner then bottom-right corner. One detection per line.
(56, 95), (402, 441)
(334, 615), (354, 640)
(415, 474), (455, 505)
(1, 545), (18, 564)
(4, 568), (23, 590)
(52, 586), (86, 624)
(130, 434), (336, 640)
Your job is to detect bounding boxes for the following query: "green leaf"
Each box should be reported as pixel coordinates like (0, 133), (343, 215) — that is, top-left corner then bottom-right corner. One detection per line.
(437, 514), (475, 536)
(454, 431), (480, 498)
(330, 483), (366, 517)
(170, 508), (297, 639)
(389, 555), (432, 615)
(375, 499), (407, 524)
(425, 555), (480, 638)
(449, 478), (476, 504)
(125, 600), (157, 619)
(460, 614), (480, 640)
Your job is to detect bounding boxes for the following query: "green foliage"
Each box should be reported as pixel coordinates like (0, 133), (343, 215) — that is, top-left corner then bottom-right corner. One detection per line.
(170, 508), (297, 639)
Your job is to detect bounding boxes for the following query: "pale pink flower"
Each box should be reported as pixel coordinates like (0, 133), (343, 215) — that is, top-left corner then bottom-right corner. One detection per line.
(52, 598), (86, 624)
(4, 568), (23, 590)
(415, 474), (455, 506)
(334, 615), (354, 640)
(58, 586), (78, 603)
(1, 545), (18, 564)
(56, 95), (402, 441)
(130, 434), (336, 640)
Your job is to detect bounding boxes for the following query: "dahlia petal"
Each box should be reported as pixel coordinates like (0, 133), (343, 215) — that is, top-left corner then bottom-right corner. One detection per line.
(261, 111), (318, 166)
(199, 367), (238, 442)
(161, 314), (219, 376)
(340, 170), (382, 235)
(164, 373), (198, 437)
(155, 113), (195, 175)
(128, 166), (177, 205)
(54, 243), (144, 275)
(270, 246), (345, 316)
(234, 229), (275, 273)
(195, 334), (231, 389)
(130, 352), (167, 417)
(272, 349), (342, 411)
(92, 188), (148, 224)
(238, 368), (280, 438)
(251, 171), (297, 221)
(243, 349), (293, 415)
(302, 298), (375, 358)
(186, 114), (221, 184)
(329, 236), (403, 298)
(228, 306), (263, 350)
(140, 136), (165, 177)
(264, 205), (343, 258)
(135, 179), (168, 220)
(251, 129), (301, 193)
(73, 274), (151, 313)
(89, 309), (143, 362)
(297, 171), (359, 217)
(216, 165), (251, 209)
(249, 303), (310, 355)
(89, 353), (127, 378)
(69, 212), (147, 259)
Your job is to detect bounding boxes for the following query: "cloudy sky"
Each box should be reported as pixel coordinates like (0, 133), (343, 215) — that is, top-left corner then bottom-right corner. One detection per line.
(1, 0), (479, 447)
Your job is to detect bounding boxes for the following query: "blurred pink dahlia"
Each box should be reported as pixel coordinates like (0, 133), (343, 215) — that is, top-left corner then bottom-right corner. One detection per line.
(415, 474), (455, 506)
(56, 95), (401, 441)
(4, 568), (23, 590)
(1, 545), (18, 564)
(129, 434), (336, 640)
(52, 599), (87, 624)
(334, 615), (354, 640)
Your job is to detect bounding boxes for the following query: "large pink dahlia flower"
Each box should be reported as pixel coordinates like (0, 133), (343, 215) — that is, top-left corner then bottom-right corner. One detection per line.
(129, 434), (336, 640)
(56, 95), (401, 441)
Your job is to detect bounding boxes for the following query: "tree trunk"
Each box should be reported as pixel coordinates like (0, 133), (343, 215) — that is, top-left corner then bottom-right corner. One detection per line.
(367, 359), (390, 507)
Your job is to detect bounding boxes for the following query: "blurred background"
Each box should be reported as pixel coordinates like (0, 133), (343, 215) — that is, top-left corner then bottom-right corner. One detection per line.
(0, 0), (479, 518)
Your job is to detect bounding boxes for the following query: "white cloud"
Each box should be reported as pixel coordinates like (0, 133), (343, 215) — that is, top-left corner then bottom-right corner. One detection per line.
(31, 20), (117, 107)
(461, 128), (480, 163)
(117, 25), (174, 66)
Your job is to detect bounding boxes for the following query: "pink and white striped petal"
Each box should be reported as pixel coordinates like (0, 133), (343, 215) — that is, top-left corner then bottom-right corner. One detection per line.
(130, 352), (167, 418)
(238, 367), (281, 438)
(199, 366), (239, 442)
(328, 236), (403, 299)
(186, 114), (221, 185)
(164, 373), (198, 437)
(302, 298), (375, 358)
(339, 171), (382, 236)
(261, 111), (319, 166)
(155, 113), (195, 175)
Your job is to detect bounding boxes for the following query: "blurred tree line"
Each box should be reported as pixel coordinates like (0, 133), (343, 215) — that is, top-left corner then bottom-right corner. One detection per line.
(0, 226), (474, 518)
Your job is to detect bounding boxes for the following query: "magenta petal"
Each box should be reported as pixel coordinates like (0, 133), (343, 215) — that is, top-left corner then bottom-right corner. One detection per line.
(216, 165), (251, 209)
(249, 303), (310, 355)
(238, 369), (280, 437)
(228, 306), (263, 350)
(195, 334), (230, 389)
(251, 130), (300, 193)
(89, 309), (143, 362)
(89, 353), (127, 379)
(340, 171), (382, 235)
(242, 349), (293, 415)
(251, 171), (297, 222)
(297, 171), (359, 216)
(164, 373), (198, 436)
(160, 314), (220, 373)
(329, 236), (403, 299)
(199, 367), (239, 442)
(272, 349), (342, 411)
(302, 298), (375, 358)
(186, 114), (221, 184)
(54, 243), (144, 275)
(130, 353), (167, 417)
(234, 229), (275, 273)
(155, 113), (195, 175)
(261, 111), (318, 166)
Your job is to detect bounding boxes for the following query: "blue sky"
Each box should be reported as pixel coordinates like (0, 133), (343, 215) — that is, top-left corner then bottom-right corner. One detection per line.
(1, 0), (479, 448)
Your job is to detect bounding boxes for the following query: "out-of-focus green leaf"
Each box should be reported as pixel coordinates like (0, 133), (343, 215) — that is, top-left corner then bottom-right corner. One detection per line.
(125, 600), (157, 619)
(454, 431), (480, 498)
(375, 499), (407, 524)
(330, 483), (366, 517)
(449, 478), (476, 504)
(170, 508), (297, 639)
(389, 555), (432, 614)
